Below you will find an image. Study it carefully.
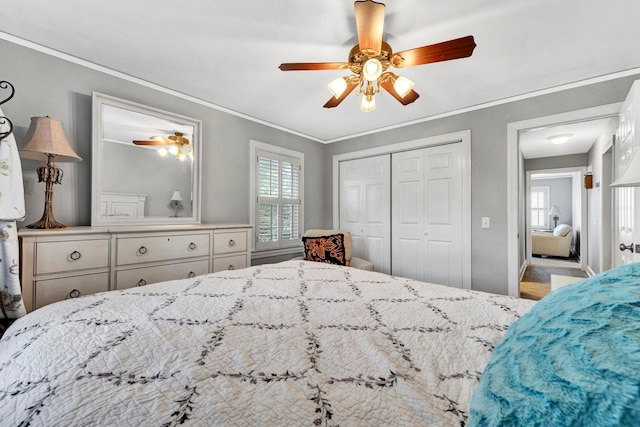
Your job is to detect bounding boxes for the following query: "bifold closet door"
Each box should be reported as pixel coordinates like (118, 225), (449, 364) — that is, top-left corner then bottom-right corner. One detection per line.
(392, 143), (464, 286)
(339, 155), (391, 273)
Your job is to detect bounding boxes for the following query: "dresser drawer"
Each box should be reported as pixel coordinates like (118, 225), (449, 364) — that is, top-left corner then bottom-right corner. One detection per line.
(116, 233), (210, 266)
(115, 259), (209, 290)
(213, 254), (247, 273)
(34, 272), (109, 310)
(36, 239), (109, 275)
(214, 230), (247, 255)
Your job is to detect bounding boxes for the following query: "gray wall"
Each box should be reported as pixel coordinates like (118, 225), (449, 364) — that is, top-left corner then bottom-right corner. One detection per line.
(530, 177), (573, 228)
(525, 154), (588, 171)
(0, 38), (325, 236)
(324, 75), (640, 295)
(3, 37), (640, 295)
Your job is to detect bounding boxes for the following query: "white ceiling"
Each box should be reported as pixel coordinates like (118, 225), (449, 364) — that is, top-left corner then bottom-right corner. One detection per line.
(520, 118), (615, 159)
(1, 0), (640, 143)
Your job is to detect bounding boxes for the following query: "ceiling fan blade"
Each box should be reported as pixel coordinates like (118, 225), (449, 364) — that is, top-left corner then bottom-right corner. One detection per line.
(323, 81), (359, 108)
(391, 35), (476, 68)
(354, 0), (385, 55)
(279, 62), (347, 71)
(379, 74), (420, 105)
(133, 140), (167, 146)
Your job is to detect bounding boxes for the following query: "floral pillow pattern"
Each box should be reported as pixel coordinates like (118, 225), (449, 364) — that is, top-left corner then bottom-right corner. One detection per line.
(303, 234), (346, 266)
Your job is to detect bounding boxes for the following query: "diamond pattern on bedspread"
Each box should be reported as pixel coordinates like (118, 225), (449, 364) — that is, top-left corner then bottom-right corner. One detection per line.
(0, 261), (535, 426)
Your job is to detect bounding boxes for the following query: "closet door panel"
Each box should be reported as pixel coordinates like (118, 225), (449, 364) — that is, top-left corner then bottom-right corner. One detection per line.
(425, 240), (453, 285)
(395, 237), (422, 281)
(339, 155), (391, 273)
(393, 143), (464, 287)
(342, 185), (361, 225)
(423, 144), (464, 287)
(392, 150), (425, 280)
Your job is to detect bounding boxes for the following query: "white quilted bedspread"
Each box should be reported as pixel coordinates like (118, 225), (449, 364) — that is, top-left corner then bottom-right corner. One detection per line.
(0, 261), (535, 426)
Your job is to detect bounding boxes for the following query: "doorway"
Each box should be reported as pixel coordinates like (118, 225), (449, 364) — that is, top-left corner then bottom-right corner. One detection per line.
(526, 168), (585, 268)
(507, 103), (622, 297)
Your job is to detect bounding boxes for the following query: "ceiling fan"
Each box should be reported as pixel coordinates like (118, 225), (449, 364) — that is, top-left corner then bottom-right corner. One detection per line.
(279, 0), (476, 112)
(133, 131), (192, 161)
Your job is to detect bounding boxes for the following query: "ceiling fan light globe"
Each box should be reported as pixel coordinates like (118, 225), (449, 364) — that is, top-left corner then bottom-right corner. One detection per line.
(361, 94), (376, 112)
(328, 77), (348, 98)
(169, 145), (179, 155)
(394, 76), (415, 98)
(178, 153), (187, 161)
(158, 147), (168, 157)
(362, 58), (383, 81)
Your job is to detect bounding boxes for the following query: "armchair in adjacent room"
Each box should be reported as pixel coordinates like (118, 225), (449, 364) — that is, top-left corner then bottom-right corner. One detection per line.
(532, 224), (573, 258)
(301, 229), (374, 271)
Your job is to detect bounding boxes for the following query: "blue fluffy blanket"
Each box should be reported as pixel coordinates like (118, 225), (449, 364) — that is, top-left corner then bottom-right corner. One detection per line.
(468, 263), (640, 426)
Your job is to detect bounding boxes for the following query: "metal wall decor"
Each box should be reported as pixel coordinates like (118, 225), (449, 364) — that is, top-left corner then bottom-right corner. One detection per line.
(0, 81), (15, 140)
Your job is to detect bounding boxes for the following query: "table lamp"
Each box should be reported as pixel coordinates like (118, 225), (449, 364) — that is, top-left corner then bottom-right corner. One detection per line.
(549, 205), (561, 229)
(170, 190), (182, 217)
(20, 116), (81, 229)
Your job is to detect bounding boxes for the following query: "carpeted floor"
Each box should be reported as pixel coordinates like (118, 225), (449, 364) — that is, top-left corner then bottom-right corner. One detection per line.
(520, 265), (588, 301)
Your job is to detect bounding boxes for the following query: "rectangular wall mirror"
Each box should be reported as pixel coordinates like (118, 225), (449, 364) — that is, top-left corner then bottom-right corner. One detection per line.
(91, 92), (202, 226)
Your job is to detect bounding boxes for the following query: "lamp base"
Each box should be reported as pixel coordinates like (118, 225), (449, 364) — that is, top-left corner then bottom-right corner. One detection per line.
(26, 198), (66, 229)
(26, 215), (66, 229)
(27, 160), (67, 229)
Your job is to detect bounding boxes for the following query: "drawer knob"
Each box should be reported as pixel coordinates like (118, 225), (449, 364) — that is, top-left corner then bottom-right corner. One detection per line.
(68, 289), (81, 298)
(69, 251), (82, 261)
(137, 246), (148, 255)
(188, 242), (197, 250)
(228, 239), (235, 247)
(188, 271), (196, 278)
(228, 264), (235, 270)
(137, 279), (147, 287)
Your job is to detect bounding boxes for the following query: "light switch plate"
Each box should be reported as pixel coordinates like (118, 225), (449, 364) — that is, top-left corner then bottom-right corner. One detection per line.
(481, 217), (490, 228)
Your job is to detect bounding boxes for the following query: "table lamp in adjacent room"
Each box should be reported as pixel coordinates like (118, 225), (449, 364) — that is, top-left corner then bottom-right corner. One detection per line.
(19, 116), (81, 229)
(549, 205), (561, 229)
(170, 190), (182, 217)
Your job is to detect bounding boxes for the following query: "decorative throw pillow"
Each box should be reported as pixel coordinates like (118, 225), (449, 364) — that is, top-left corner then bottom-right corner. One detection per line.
(467, 263), (640, 427)
(302, 233), (346, 266)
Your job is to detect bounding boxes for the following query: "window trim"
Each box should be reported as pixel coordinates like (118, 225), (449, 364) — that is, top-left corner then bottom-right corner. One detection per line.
(250, 139), (304, 253)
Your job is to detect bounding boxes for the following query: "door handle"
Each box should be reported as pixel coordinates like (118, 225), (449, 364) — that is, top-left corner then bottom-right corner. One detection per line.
(619, 243), (635, 252)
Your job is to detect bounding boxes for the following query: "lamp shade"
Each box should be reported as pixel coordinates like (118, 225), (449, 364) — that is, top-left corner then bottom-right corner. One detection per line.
(20, 116), (81, 162)
(170, 190), (183, 201)
(328, 77), (348, 98)
(549, 205), (561, 216)
(611, 150), (640, 187)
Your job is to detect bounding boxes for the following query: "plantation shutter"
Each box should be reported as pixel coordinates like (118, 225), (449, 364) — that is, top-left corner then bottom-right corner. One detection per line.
(256, 150), (302, 249)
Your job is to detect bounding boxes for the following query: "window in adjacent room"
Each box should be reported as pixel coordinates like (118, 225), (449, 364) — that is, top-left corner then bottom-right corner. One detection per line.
(250, 140), (304, 252)
(531, 186), (550, 229)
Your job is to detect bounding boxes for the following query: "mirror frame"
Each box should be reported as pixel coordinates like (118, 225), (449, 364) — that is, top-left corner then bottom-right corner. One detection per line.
(91, 92), (202, 226)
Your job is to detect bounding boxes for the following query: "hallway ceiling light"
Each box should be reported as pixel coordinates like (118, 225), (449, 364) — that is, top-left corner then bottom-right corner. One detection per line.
(547, 134), (572, 145)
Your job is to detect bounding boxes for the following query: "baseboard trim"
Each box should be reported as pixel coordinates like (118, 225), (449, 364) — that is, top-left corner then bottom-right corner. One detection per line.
(519, 260), (528, 281)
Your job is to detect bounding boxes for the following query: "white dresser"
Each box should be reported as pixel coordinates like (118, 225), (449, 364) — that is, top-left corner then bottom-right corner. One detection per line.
(19, 224), (252, 312)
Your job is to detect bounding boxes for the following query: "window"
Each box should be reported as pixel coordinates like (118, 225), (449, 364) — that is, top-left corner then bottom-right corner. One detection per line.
(531, 186), (550, 229)
(251, 140), (304, 252)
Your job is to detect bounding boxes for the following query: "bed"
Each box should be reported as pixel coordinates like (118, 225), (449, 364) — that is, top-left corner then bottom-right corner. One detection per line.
(0, 261), (546, 425)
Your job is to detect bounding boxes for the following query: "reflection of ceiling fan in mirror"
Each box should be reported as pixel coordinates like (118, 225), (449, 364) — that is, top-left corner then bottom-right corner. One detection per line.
(279, 0), (476, 112)
(133, 132), (192, 161)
